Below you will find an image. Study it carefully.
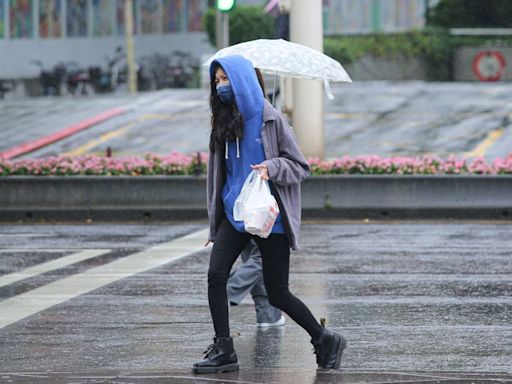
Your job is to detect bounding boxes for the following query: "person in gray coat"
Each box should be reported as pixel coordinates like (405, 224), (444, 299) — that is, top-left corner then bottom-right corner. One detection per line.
(193, 55), (346, 374)
(227, 240), (285, 327)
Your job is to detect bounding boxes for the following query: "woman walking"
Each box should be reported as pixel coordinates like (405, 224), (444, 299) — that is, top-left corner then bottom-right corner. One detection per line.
(193, 55), (346, 374)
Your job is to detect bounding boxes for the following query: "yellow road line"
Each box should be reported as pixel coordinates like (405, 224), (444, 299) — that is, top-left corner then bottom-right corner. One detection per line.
(62, 122), (135, 157)
(139, 111), (208, 121)
(325, 112), (375, 120)
(61, 112), (208, 156)
(464, 128), (505, 158)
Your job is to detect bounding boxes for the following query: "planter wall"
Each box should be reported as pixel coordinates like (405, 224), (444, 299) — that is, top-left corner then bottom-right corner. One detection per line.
(344, 55), (427, 81)
(1, 175), (511, 222)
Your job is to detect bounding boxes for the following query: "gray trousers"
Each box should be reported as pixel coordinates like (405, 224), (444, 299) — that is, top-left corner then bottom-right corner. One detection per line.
(226, 239), (282, 324)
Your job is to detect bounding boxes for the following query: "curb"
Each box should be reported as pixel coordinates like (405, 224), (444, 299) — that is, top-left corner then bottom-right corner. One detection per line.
(1, 175), (511, 222)
(0, 108), (127, 160)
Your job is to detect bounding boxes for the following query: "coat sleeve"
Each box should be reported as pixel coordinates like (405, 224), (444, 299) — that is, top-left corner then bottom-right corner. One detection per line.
(262, 114), (310, 186)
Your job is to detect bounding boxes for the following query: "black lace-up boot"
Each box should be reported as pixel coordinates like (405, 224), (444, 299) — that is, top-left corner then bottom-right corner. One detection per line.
(311, 327), (347, 369)
(192, 336), (239, 374)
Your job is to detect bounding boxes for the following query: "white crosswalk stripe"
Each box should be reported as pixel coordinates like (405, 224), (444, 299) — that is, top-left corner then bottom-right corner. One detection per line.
(0, 249), (111, 288)
(0, 228), (209, 329)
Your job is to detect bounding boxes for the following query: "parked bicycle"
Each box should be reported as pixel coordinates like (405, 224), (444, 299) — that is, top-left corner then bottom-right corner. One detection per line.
(0, 80), (13, 99)
(89, 46), (127, 93)
(30, 59), (67, 96)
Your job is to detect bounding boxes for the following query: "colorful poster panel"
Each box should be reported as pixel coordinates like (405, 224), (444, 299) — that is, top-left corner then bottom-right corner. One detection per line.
(187, 0), (206, 32)
(163, 0), (181, 33)
(10, 0), (34, 38)
(92, 0), (113, 36)
(140, 0), (160, 34)
(39, 0), (62, 38)
(116, 0), (137, 35)
(0, 1), (5, 38)
(66, 0), (87, 37)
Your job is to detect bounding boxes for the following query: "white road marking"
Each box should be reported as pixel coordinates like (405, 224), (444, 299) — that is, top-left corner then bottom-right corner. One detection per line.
(0, 228), (209, 329)
(0, 249), (80, 253)
(0, 249), (111, 288)
(0, 233), (57, 238)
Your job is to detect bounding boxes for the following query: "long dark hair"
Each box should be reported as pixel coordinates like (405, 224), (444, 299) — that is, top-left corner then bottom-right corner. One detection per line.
(209, 63), (244, 152)
(209, 65), (267, 152)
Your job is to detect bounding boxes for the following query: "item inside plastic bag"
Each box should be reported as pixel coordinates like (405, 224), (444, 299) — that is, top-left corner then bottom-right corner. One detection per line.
(234, 170), (258, 221)
(242, 174), (280, 238)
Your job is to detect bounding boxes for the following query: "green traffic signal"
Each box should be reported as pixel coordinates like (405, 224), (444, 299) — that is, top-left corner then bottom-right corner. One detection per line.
(217, 0), (235, 12)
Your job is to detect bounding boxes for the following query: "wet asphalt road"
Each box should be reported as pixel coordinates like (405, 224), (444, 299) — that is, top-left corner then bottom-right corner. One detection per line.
(2, 82), (512, 161)
(0, 221), (511, 383)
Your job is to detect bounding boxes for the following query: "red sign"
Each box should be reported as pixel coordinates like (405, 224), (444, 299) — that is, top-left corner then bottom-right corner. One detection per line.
(472, 50), (506, 81)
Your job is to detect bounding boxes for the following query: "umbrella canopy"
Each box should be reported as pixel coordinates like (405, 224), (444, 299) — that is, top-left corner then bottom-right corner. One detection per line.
(203, 39), (352, 99)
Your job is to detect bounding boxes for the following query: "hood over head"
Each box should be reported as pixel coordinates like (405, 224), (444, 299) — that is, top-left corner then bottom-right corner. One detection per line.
(210, 55), (263, 122)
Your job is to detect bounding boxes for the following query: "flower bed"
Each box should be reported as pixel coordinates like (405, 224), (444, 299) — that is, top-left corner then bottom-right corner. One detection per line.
(308, 154), (512, 175)
(1, 152), (512, 176)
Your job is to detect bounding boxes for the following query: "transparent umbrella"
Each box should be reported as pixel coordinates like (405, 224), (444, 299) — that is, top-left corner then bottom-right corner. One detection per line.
(203, 39), (352, 100)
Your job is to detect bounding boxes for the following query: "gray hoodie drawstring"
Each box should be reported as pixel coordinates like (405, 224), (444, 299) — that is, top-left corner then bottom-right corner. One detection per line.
(225, 138), (241, 159)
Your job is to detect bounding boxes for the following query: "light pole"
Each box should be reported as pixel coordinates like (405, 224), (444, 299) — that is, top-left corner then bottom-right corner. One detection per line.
(216, 0), (234, 49)
(125, 0), (137, 94)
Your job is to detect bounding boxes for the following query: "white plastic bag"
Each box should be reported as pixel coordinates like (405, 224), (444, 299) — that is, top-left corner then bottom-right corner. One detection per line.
(234, 170), (258, 221)
(243, 175), (280, 238)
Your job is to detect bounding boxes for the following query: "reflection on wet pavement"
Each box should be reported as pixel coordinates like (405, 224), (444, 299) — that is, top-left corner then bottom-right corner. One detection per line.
(0, 222), (511, 383)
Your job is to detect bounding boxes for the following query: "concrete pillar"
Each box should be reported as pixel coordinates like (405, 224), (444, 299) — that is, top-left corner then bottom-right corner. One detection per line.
(290, 0), (324, 158)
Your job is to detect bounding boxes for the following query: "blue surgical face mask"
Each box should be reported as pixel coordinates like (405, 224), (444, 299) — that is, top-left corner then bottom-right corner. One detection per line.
(216, 83), (234, 105)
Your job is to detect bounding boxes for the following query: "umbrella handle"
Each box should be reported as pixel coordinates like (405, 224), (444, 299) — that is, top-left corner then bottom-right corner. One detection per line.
(272, 72), (278, 106)
(324, 78), (335, 100)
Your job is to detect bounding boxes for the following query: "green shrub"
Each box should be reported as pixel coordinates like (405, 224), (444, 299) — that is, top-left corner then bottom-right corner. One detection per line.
(324, 30), (455, 80)
(429, 0), (512, 28)
(203, 6), (276, 47)
(324, 30), (512, 81)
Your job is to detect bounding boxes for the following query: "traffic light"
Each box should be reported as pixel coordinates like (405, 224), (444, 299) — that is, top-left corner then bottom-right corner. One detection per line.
(217, 0), (235, 12)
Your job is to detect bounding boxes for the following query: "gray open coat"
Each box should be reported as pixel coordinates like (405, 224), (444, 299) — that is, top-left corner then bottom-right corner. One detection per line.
(207, 99), (310, 250)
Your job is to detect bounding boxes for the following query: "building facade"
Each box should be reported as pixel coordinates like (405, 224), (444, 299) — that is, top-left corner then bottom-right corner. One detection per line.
(0, 0), (211, 78)
(323, 0), (437, 35)
(0, 0), (437, 79)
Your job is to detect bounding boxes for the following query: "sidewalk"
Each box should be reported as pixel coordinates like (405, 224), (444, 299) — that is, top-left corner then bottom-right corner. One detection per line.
(0, 222), (510, 383)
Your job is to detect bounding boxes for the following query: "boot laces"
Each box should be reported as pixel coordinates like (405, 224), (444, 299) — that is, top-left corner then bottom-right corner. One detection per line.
(312, 319), (327, 366)
(203, 343), (219, 357)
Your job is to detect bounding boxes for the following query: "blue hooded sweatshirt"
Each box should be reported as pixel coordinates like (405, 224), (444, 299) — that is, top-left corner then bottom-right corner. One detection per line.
(210, 55), (284, 234)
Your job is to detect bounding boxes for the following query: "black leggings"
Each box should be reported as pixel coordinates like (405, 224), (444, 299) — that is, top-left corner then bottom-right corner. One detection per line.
(208, 217), (324, 340)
